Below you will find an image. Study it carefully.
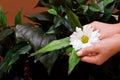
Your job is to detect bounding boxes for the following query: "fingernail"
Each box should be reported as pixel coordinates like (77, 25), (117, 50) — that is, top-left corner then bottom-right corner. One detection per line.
(77, 51), (82, 56)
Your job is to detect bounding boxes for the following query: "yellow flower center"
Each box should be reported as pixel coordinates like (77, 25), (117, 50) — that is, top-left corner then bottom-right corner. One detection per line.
(81, 35), (89, 43)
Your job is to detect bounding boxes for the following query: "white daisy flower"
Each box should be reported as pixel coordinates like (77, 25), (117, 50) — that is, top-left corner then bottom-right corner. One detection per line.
(70, 25), (101, 52)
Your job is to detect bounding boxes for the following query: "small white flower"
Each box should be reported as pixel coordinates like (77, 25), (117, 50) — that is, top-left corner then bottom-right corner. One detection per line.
(70, 25), (100, 52)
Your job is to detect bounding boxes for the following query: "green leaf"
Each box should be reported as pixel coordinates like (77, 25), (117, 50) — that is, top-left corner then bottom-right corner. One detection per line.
(53, 16), (63, 28)
(76, 0), (86, 4)
(16, 24), (56, 50)
(89, 2), (101, 12)
(103, 0), (114, 7)
(0, 62), (8, 78)
(48, 9), (57, 16)
(15, 10), (22, 25)
(29, 37), (70, 57)
(0, 7), (7, 27)
(66, 7), (83, 31)
(0, 49), (13, 78)
(102, 2), (115, 22)
(82, 5), (89, 14)
(0, 29), (14, 41)
(0, 44), (31, 78)
(8, 45), (31, 66)
(36, 0), (50, 8)
(68, 49), (80, 75)
(25, 11), (53, 24)
(4, 49), (14, 62)
(66, 47), (73, 54)
(38, 51), (59, 74)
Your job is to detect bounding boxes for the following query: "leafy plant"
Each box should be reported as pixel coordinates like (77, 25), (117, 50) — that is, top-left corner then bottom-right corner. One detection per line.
(0, 0), (120, 80)
(0, 7), (32, 78)
(29, 0), (120, 75)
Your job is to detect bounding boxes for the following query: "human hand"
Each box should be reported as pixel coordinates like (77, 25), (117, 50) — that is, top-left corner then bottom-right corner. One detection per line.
(77, 34), (120, 65)
(88, 21), (120, 39)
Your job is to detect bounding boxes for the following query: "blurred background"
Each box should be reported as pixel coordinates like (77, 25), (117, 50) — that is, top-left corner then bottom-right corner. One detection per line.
(0, 0), (47, 26)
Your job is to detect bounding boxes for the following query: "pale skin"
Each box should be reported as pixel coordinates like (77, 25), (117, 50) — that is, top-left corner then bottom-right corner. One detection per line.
(77, 21), (120, 65)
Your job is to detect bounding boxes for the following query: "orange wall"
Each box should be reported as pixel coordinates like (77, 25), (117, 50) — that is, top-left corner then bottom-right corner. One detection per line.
(0, 0), (47, 26)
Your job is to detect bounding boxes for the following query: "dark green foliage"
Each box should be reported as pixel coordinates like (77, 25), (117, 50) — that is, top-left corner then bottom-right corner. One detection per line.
(15, 10), (22, 25)
(0, 7), (7, 27)
(0, 0), (120, 80)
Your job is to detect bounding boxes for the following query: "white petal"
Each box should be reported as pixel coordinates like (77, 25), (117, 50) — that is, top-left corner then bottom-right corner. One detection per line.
(76, 27), (83, 36)
(89, 29), (101, 43)
(82, 43), (92, 48)
(70, 31), (82, 39)
(70, 39), (83, 51)
(83, 25), (93, 37)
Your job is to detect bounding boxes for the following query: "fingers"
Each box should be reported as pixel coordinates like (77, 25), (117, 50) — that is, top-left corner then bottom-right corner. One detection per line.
(81, 56), (97, 64)
(77, 43), (102, 65)
(77, 44), (102, 65)
(80, 55), (102, 65)
(77, 45), (98, 57)
(84, 22), (105, 40)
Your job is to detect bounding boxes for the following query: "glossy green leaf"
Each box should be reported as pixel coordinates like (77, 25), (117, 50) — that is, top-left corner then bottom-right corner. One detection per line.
(4, 49), (14, 62)
(0, 62), (8, 78)
(102, 2), (115, 22)
(25, 11), (53, 25)
(0, 29), (14, 41)
(16, 24), (56, 50)
(0, 49), (14, 78)
(8, 45), (31, 66)
(53, 16), (63, 28)
(103, 0), (114, 7)
(89, 2), (101, 12)
(0, 7), (7, 27)
(66, 8), (83, 30)
(0, 44), (31, 78)
(15, 9), (22, 25)
(76, 0), (86, 4)
(38, 51), (59, 74)
(37, 0), (50, 7)
(48, 9), (57, 16)
(29, 37), (70, 57)
(82, 5), (89, 14)
(68, 49), (80, 75)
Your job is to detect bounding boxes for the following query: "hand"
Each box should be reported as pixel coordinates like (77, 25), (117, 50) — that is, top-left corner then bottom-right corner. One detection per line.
(88, 21), (120, 39)
(77, 34), (120, 65)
